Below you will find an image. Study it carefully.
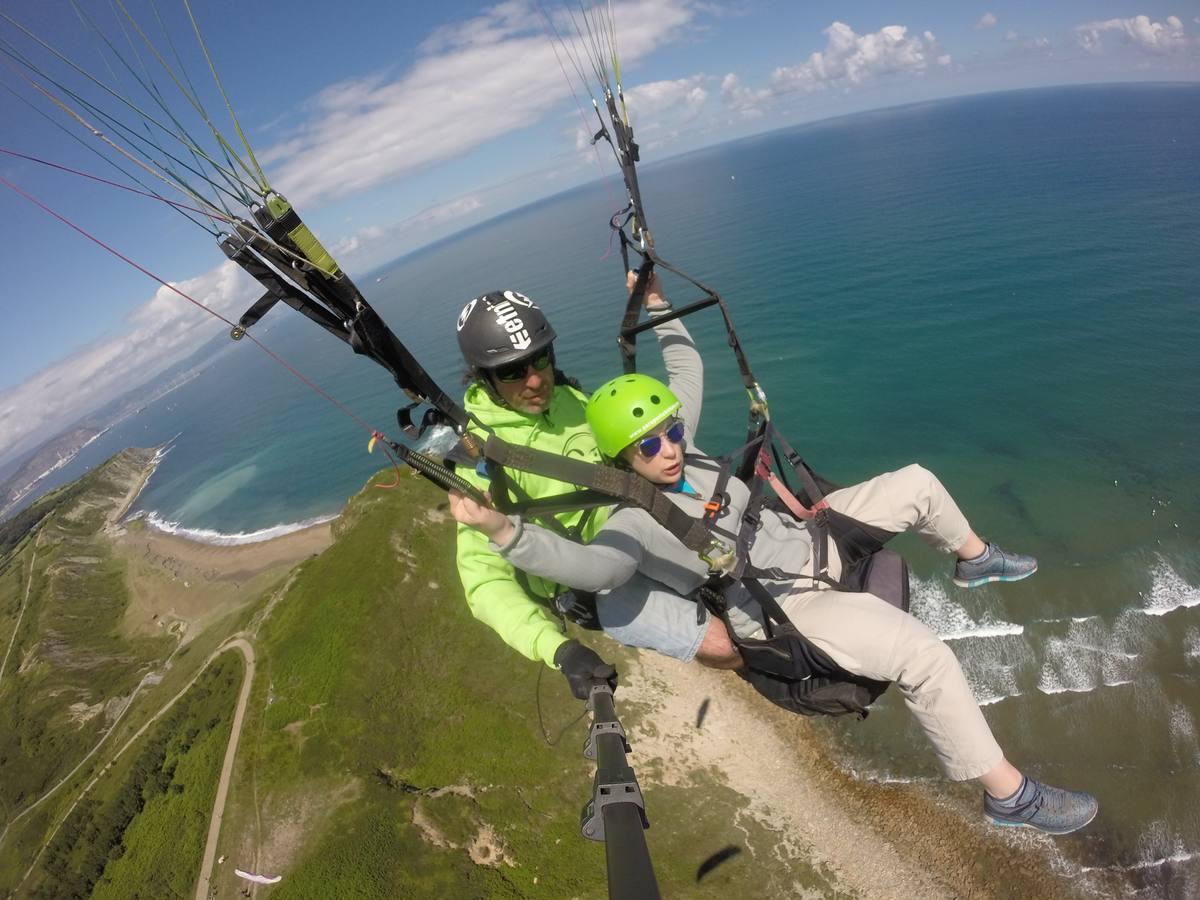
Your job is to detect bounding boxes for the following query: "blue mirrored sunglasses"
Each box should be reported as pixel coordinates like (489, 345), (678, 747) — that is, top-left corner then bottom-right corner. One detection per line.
(636, 420), (685, 458)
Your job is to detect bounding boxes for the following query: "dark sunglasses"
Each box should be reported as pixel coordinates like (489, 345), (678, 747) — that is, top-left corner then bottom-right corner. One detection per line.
(636, 419), (685, 458)
(492, 349), (553, 383)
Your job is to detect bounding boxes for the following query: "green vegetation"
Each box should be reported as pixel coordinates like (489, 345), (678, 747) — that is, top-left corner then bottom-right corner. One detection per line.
(0, 478), (88, 559)
(25, 651), (241, 898)
(0, 449), (185, 896)
(0, 452), (172, 813)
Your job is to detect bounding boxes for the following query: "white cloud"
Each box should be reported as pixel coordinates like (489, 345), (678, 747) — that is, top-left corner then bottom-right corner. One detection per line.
(0, 261), (259, 464)
(770, 22), (943, 91)
(720, 72), (770, 117)
(717, 22), (947, 119)
(1004, 30), (1018, 42)
(1075, 15), (1192, 54)
(976, 12), (998, 30)
(332, 195), (488, 267)
(621, 75), (710, 141)
(626, 76), (708, 119)
(261, 0), (701, 208)
(331, 225), (384, 257)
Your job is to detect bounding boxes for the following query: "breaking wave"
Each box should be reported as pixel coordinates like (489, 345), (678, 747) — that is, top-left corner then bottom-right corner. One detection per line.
(136, 510), (337, 545)
(909, 576), (1029, 705)
(909, 577), (1024, 640)
(1139, 559), (1200, 617)
(1036, 613), (1143, 695)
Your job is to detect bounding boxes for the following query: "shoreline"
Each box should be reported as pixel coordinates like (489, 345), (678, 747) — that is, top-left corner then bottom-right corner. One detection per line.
(130, 511), (340, 547)
(122, 519), (336, 569)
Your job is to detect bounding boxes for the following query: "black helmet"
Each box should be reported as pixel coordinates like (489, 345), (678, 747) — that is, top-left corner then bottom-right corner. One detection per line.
(456, 290), (556, 369)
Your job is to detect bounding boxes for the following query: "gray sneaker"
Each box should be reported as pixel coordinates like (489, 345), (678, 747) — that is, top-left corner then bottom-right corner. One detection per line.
(984, 778), (1098, 835)
(953, 542), (1037, 588)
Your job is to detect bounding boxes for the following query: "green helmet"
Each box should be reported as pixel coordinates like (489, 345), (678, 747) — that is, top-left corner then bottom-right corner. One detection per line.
(587, 374), (681, 457)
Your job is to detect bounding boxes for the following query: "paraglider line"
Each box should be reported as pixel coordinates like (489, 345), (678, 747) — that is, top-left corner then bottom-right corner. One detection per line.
(0, 173), (381, 443)
(0, 147), (237, 223)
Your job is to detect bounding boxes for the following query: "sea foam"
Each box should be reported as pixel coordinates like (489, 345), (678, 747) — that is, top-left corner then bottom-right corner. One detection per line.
(909, 577), (1024, 640)
(1168, 702), (1200, 769)
(137, 511), (337, 545)
(1140, 558), (1200, 617)
(1185, 627), (1200, 659)
(910, 576), (1029, 705)
(1036, 614), (1142, 696)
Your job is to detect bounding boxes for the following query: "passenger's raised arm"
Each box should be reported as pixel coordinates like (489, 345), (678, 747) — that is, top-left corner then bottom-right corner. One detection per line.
(631, 270), (704, 441)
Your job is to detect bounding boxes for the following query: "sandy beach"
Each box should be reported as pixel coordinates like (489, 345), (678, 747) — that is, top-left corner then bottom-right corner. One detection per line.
(112, 519), (335, 640)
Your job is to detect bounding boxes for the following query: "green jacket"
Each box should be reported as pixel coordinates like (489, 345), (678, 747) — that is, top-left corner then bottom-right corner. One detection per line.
(455, 381), (612, 666)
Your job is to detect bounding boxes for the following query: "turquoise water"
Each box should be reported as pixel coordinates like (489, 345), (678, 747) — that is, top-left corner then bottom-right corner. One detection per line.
(24, 84), (1200, 893)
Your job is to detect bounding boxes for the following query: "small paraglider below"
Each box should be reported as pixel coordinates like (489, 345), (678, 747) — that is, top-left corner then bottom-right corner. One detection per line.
(234, 868), (282, 885)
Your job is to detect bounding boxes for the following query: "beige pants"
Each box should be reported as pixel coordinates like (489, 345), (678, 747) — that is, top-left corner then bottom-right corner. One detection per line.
(778, 464), (1004, 781)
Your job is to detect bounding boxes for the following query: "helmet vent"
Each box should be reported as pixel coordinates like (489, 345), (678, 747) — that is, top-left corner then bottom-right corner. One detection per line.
(650, 394), (660, 404)
(632, 407), (644, 417)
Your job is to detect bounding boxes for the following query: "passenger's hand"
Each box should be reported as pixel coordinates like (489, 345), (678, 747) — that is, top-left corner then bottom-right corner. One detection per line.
(554, 639), (618, 700)
(447, 490), (515, 544)
(627, 269), (668, 309)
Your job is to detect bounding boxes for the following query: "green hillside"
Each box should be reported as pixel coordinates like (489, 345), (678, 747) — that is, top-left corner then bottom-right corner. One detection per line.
(0, 450), (173, 817)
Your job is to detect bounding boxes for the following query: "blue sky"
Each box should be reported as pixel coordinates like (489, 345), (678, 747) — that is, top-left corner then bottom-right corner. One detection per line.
(0, 1), (1197, 465)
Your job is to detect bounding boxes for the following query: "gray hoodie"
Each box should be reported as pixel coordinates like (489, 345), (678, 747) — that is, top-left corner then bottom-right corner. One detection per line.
(496, 311), (814, 624)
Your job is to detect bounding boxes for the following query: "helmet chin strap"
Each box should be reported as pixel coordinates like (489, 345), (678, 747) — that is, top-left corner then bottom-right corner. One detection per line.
(480, 372), (508, 408)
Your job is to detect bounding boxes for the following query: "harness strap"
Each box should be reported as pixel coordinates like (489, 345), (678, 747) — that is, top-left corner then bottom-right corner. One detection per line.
(755, 450), (828, 521)
(221, 237), (349, 343)
(483, 437), (730, 560)
(618, 254), (655, 374)
(731, 466), (768, 579)
(814, 509), (831, 580)
(771, 428), (831, 508)
(704, 452), (733, 529)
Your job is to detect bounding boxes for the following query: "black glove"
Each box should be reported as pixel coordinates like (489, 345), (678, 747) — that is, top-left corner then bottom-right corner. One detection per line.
(554, 639), (617, 701)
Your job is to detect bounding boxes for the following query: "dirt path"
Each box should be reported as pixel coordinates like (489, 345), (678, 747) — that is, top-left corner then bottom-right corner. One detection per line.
(0, 532), (39, 689)
(194, 639), (254, 900)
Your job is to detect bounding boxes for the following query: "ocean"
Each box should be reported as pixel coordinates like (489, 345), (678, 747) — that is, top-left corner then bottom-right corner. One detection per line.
(18, 83), (1200, 895)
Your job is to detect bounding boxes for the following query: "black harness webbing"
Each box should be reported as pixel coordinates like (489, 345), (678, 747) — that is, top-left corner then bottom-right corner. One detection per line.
(482, 437), (729, 562)
(617, 243), (761, 402)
